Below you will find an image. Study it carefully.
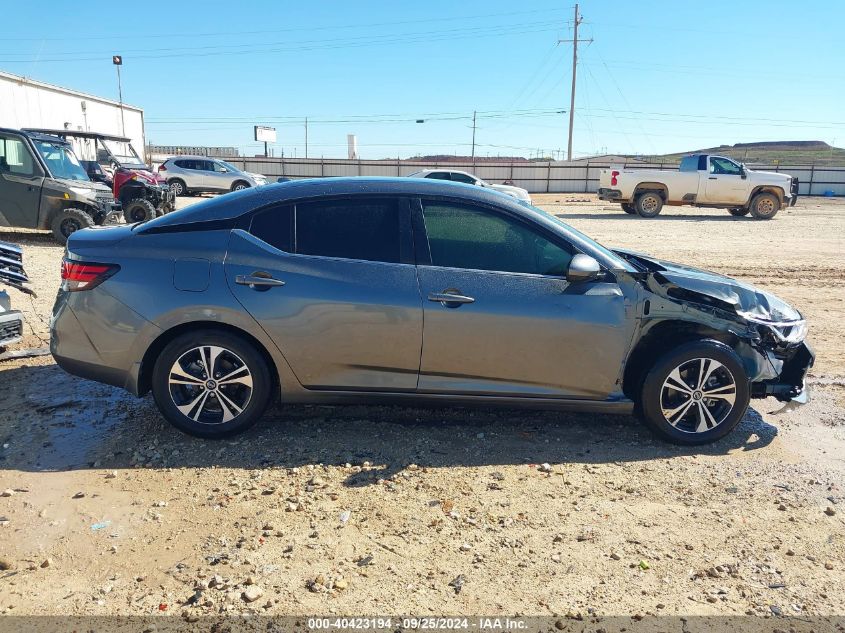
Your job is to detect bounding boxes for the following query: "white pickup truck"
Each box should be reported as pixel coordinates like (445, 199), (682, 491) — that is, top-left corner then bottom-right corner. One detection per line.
(598, 154), (798, 220)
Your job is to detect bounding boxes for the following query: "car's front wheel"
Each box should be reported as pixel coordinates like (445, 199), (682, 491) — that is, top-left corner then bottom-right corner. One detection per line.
(640, 340), (750, 445)
(151, 330), (273, 438)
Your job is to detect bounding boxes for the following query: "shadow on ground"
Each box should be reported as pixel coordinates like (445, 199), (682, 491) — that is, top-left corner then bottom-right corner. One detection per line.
(0, 363), (778, 484)
(554, 212), (756, 222)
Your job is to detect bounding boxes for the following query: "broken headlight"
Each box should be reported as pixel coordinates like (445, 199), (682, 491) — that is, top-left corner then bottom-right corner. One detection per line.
(737, 290), (807, 345)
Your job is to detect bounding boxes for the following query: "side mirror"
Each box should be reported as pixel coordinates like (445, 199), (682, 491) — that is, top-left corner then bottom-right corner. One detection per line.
(740, 165), (747, 179)
(566, 254), (602, 284)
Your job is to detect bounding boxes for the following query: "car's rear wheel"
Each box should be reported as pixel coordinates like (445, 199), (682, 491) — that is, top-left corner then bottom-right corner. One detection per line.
(621, 203), (637, 214)
(749, 192), (780, 220)
(151, 331), (273, 438)
(231, 180), (250, 192)
(728, 208), (750, 217)
(123, 198), (156, 223)
(635, 191), (664, 218)
(168, 179), (187, 196)
(639, 340), (750, 445)
(51, 208), (93, 243)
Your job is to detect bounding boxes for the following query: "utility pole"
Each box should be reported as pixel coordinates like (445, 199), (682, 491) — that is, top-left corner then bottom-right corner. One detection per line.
(559, 4), (592, 161)
(305, 117), (309, 159)
(112, 55), (125, 136)
(471, 110), (477, 160)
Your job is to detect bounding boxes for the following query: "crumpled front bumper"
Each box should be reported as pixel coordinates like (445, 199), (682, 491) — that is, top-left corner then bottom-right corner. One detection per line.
(752, 341), (814, 403)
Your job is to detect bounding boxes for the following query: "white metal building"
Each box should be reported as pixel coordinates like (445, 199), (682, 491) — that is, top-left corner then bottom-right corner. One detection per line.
(0, 70), (145, 158)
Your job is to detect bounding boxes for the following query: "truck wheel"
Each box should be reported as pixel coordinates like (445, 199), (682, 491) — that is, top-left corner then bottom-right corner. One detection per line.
(51, 208), (94, 243)
(749, 192), (780, 220)
(123, 199), (156, 223)
(621, 203), (637, 214)
(639, 340), (750, 445)
(728, 208), (750, 217)
(168, 179), (187, 196)
(635, 192), (664, 218)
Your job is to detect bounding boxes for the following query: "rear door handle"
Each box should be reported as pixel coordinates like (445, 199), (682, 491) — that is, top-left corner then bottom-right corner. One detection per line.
(428, 291), (475, 307)
(708, 177), (717, 180)
(235, 273), (285, 288)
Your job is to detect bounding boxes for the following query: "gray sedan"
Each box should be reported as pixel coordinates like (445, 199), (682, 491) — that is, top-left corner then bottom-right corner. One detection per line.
(50, 178), (813, 444)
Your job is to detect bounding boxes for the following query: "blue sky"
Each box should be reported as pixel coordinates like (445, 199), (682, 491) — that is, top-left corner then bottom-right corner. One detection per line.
(1, 0), (842, 159)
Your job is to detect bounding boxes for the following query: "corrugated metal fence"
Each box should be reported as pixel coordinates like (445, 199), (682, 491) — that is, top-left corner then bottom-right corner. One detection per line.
(153, 155), (845, 196)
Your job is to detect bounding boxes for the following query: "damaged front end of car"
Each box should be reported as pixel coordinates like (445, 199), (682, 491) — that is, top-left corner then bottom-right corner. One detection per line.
(616, 249), (814, 405)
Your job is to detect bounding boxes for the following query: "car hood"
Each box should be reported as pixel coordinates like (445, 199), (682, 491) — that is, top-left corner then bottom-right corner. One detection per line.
(488, 183), (528, 196)
(54, 179), (113, 195)
(613, 248), (803, 323)
(748, 169), (792, 181)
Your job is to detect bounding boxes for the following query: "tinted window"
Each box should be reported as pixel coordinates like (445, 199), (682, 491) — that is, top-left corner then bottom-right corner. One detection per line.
(199, 160), (215, 171)
(425, 172), (451, 181)
(0, 135), (37, 177)
(174, 159), (194, 169)
(250, 205), (293, 252)
(422, 202), (572, 275)
(449, 172), (477, 184)
(295, 198), (400, 263)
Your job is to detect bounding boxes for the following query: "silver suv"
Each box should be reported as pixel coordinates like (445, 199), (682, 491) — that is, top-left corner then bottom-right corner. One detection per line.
(158, 156), (267, 196)
(50, 178), (813, 445)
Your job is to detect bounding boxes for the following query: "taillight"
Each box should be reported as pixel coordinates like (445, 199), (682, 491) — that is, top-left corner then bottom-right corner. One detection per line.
(611, 170), (619, 186)
(61, 259), (119, 291)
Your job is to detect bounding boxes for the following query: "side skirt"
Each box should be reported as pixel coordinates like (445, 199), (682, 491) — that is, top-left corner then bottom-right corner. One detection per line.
(280, 390), (635, 415)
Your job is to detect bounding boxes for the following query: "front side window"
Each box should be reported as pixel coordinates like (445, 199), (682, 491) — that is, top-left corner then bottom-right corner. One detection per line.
(213, 161), (229, 173)
(422, 202), (573, 276)
(0, 135), (38, 177)
(710, 157), (741, 175)
(295, 198), (401, 263)
(199, 160), (215, 172)
(449, 172), (477, 185)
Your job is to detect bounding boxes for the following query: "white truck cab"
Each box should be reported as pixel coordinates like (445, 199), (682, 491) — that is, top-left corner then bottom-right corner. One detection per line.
(599, 154), (798, 219)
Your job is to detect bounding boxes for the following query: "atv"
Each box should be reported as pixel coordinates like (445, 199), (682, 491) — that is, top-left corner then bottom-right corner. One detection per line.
(113, 168), (174, 223)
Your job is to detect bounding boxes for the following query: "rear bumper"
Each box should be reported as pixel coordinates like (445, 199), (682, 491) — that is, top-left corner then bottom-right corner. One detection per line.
(752, 341), (814, 403)
(0, 309), (23, 347)
(598, 188), (623, 200)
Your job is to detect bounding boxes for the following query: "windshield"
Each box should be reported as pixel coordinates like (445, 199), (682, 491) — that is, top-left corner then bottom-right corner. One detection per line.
(517, 200), (634, 270)
(103, 139), (144, 166)
(34, 141), (89, 181)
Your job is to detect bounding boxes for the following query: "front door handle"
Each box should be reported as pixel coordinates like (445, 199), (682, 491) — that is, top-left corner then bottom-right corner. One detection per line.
(428, 290), (475, 307)
(708, 177), (717, 180)
(235, 273), (285, 288)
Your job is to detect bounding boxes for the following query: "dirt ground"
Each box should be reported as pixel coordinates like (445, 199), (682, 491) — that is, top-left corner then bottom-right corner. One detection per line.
(0, 194), (843, 620)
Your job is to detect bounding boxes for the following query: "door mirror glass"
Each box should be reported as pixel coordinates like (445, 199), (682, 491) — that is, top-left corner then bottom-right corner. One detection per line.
(566, 254), (601, 283)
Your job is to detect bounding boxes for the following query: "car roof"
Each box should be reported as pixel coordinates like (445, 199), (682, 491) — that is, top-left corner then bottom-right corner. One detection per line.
(166, 155), (223, 161)
(143, 177), (514, 228)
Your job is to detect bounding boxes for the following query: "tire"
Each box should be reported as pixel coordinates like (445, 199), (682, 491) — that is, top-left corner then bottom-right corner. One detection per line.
(728, 208), (750, 217)
(123, 198), (156, 224)
(51, 208), (94, 243)
(168, 179), (187, 197)
(639, 340), (750, 445)
(231, 180), (250, 192)
(151, 330), (273, 438)
(621, 203), (637, 214)
(635, 191), (664, 218)
(749, 192), (780, 220)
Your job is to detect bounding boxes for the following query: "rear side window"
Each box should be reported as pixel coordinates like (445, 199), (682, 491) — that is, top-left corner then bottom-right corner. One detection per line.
(422, 202), (573, 276)
(449, 172), (476, 184)
(679, 156), (698, 172)
(295, 198), (400, 263)
(426, 172), (451, 181)
(249, 205), (293, 252)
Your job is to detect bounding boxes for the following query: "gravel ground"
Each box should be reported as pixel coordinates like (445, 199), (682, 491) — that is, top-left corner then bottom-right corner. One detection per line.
(0, 193), (842, 619)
